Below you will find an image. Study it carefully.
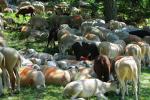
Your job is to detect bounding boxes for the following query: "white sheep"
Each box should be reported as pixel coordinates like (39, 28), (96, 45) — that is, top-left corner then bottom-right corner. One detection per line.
(63, 78), (117, 100)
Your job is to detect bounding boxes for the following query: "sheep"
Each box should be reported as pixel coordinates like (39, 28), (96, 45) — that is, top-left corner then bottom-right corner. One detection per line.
(15, 5), (35, 19)
(115, 56), (140, 100)
(3, 7), (13, 13)
(41, 66), (79, 85)
(108, 20), (126, 30)
(136, 42), (150, 67)
(18, 1), (31, 8)
(0, 47), (21, 93)
(0, 0), (8, 12)
(19, 67), (45, 89)
(143, 36), (150, 44)
(28, 16), (48, 30)
(32, 1), (45, 15)
(0, 52), (11, 96)
(63, 79), (117, 100)
(99, 40), (126, 59)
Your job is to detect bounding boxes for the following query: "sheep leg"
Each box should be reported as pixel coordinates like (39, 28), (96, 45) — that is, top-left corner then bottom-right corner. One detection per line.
(13, 68), (20, 93)
(96, 92), (108, 100)
(133, 79), (138, 100)
(119, 80), (126, 100)
(0, 72), (4, 96)
(125, 81), (129, 96)
(71, 90), (82, 100)
(7, 68), (16, 90)
(2, 68), (11, 90)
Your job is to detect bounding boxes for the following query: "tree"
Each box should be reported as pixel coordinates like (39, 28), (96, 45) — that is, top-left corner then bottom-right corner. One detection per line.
(103, 0), (117, 22)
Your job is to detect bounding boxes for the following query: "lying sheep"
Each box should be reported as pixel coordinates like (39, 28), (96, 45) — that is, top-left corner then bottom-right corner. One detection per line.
(19, 67), (45, 89)
(41, 66), (79, 85)
(108, 20), (126, 30)
(32, 1), (45, 15)
(63, 79), (117, 100)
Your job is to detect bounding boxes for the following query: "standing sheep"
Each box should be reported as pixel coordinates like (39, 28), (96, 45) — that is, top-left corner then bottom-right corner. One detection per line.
(0, 47), (21, 93)
(15, 5), (35, 19)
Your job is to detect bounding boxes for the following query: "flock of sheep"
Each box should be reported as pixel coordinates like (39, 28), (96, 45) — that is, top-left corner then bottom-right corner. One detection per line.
(0, 0), (150, 100)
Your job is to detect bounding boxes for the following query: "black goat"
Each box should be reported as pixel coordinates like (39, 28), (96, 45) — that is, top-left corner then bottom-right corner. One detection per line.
(47, 25), (60, 48)
(72, 41), (99, 60)
(129, 30), (150, 38)
(15, 5), (35, 18)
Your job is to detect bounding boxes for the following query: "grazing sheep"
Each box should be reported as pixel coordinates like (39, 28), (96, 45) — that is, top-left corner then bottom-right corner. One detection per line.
(115, 56), (140, 100)
(15, 5), (35, 18)
(136, 42), (150, 67)
(125, 43), (142, 75)
(63, 79), (117, 100)
(28, 16), (48, 30)
(93, 55), (112, 82)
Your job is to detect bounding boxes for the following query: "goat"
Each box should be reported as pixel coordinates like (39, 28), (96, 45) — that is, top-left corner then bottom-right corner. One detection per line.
(15, 5), (35, 19)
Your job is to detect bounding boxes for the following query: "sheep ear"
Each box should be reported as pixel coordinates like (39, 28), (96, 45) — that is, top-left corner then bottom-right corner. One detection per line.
(75, 66), (79, 71)
(67, 67), (72, 70)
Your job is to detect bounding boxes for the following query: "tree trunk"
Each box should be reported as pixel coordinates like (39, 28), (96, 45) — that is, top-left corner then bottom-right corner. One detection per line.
(103, 0), (117, 22)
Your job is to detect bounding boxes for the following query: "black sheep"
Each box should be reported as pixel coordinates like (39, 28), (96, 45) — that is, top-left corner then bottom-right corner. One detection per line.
(72, 41), (99, 60)
(15, 5), (35, 18)
(129, 30), (150, 38)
